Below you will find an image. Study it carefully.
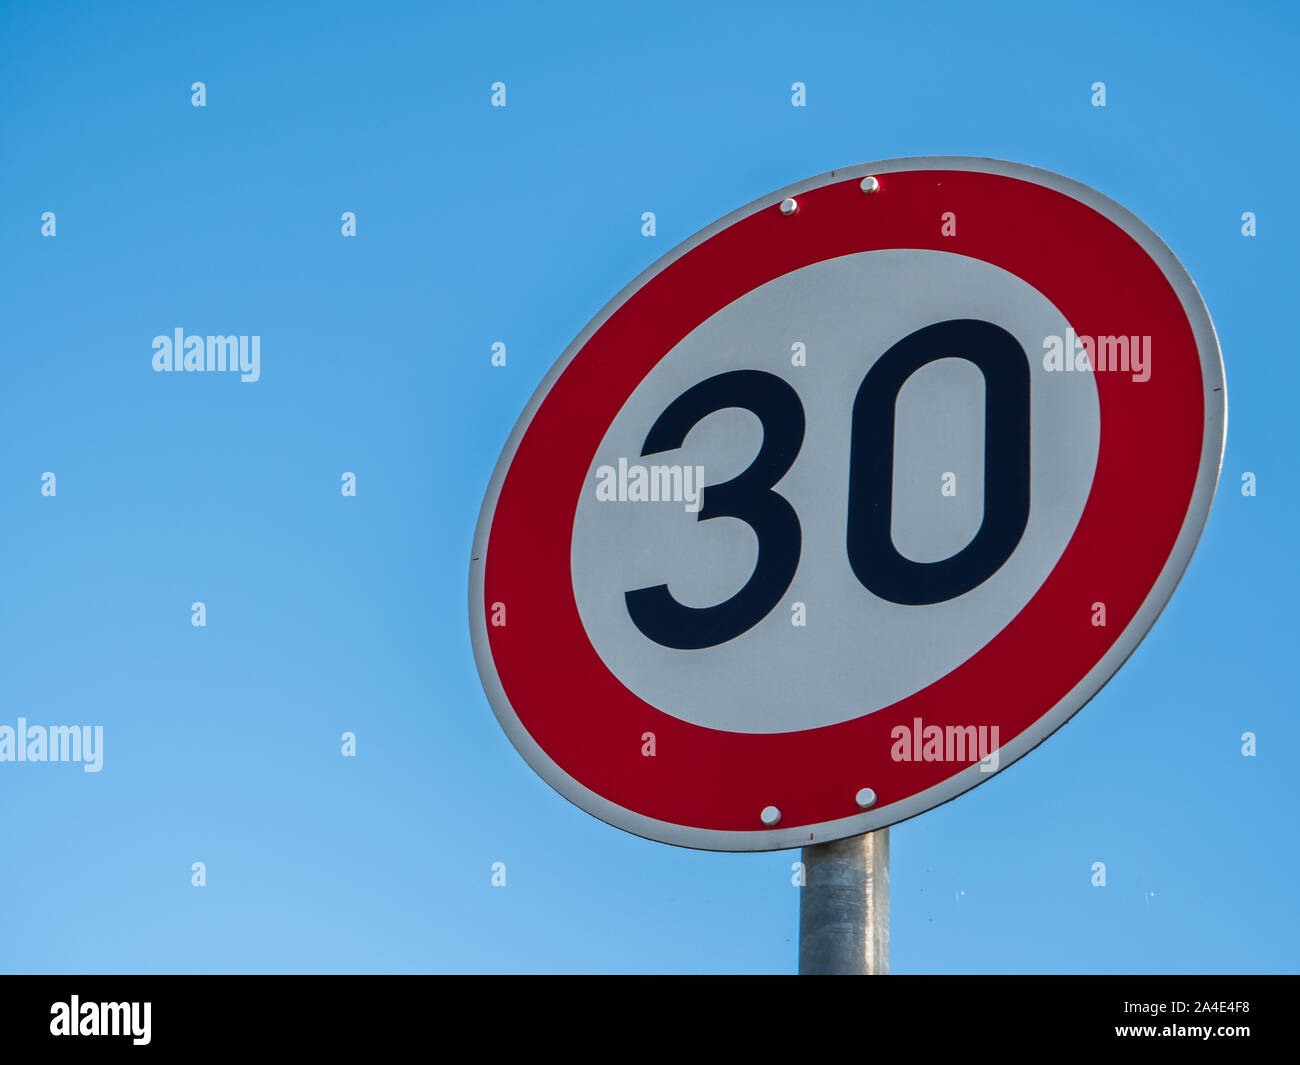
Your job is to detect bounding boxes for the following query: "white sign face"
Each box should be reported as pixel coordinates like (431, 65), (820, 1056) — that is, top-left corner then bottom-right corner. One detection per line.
(571, 250), (1101, 733)
(471, 158), (1226, 851)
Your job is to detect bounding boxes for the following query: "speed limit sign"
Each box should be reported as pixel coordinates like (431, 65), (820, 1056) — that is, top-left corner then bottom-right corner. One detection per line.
(469, 157), (1226, 851)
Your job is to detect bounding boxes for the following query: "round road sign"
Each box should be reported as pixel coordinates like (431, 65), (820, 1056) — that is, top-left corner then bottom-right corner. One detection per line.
(469, 157), (1226, 851)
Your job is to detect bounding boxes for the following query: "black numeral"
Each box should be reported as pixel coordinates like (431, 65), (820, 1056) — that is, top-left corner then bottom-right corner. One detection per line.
(625, 370), (805, 650)
(846, 319), (1030, 605)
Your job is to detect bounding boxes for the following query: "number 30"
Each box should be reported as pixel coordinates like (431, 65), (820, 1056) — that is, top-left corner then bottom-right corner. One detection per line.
(625, 319), (1031, 649)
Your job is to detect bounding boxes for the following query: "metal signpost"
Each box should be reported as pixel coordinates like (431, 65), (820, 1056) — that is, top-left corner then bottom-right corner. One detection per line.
(470, 157), (1226, 973)
(800, 830), (890, 975)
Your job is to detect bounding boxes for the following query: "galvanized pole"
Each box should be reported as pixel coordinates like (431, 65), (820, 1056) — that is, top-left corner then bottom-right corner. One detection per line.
(798, 829), (889, 974)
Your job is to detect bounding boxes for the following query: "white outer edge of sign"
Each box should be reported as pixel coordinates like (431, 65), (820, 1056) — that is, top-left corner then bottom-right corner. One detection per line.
(468, 156), (1228, 853)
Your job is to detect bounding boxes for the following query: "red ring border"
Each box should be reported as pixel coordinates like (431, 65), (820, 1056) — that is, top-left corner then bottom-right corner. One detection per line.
(483, 168), (1205, 834)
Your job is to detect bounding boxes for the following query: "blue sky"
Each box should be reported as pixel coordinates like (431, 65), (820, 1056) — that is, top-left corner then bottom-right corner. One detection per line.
(0, 0), (1295, 973)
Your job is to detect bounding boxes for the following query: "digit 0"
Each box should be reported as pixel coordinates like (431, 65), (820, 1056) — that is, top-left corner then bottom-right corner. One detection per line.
(847, 318), (1031, 605)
